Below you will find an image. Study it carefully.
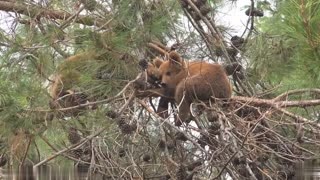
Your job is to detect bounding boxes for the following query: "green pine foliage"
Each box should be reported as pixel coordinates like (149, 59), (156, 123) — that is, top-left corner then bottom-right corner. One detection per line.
(0, 0), (319, 178)
(247, 0), (320, 92)
(0, 0), (180, 164)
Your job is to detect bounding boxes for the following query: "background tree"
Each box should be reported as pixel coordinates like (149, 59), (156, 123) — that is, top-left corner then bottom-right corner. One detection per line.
(0, 0), (319, 179)
(247, 0), (320, 91)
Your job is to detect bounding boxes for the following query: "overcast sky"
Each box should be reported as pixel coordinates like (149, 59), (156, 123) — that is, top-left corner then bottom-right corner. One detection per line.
(217, 0), (251, 36)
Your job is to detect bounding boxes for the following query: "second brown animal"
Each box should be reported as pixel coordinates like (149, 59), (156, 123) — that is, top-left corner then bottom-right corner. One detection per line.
(150, 51), (232, 126)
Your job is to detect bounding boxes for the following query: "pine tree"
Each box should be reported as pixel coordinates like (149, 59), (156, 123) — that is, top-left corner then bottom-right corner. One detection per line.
(247, 0), (320, 92)
(0, 0), (319, 179)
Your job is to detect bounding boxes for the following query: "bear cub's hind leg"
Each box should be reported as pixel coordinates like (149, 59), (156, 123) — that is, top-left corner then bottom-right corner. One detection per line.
(174, 79), (195, 126)
(175, 98), (192, 126)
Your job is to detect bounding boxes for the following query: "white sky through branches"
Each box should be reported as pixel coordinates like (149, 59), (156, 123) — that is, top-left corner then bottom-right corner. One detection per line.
(0, 1), (249, 36)
(217, 0), (250, 36)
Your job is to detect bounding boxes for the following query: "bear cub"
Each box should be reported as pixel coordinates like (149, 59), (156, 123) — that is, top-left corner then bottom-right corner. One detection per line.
(154, 51), (232, 126)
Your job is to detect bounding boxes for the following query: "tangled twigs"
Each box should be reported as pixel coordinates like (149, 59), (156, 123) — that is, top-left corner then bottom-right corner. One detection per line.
(231, 94), (320, 128)
(137, 99), (207, 153)
(131, 88), (320, 179)
(33, 126), (107, 168)
(180, 0), (231, 62)
(27, 78), (320, 179)
(213, 113), (263, 180)
(32, 68), (320, 180)
(25, 74), (140, 114)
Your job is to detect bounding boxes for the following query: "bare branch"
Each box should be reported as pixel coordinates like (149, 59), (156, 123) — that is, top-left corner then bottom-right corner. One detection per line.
(0, 1), (107, 27)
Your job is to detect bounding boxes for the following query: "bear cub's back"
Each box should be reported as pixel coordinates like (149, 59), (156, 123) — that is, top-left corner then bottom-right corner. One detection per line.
(181, 61), (232, 100)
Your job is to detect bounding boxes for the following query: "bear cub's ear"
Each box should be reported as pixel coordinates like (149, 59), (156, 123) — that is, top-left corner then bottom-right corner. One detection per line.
(153, 57), (164, 68)
(168, 51), (183, 67)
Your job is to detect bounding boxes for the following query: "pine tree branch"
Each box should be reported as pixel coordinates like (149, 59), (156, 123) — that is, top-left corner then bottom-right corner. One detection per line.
(0, 1), (106, 27)
(232, 94), (320, 108)
(185, 0), (231, 63)
(147, 42), (169, 56)
(33, 126), (107, 168)
(274, 88), (320, 101)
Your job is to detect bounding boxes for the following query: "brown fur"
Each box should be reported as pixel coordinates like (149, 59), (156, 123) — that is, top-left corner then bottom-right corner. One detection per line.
(146, 58), (173, 118)
(155, 51), (232, 126)
(146, 59), (162, 85)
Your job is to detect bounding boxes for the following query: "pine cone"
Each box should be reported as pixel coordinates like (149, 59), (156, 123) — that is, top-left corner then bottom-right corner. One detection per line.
(238, 156), (247, 164)
(207, 111), (219, 122)
(119, 123), (134, 134)
(224, 62), (242, 76)
(158, 139), (166, 150)
(119, 148), (126, 158)
(71, 149), (83, 158)
(117, 117), (136, 134)
(200, 5), (211, 15)
(192, 0), (205, 8)
(175, 132), (188, 141)
(235, 71), (245, 80)
(68, 127), (81, 144)
(117, 117), (127, 126)
(232, 157), (240, 166)
(130, 122), (137, 132)
(0, 154), (7, 167)
(197, 135), (208, 148)
(208, 123), (220, 135)
(237, 164), (250, 177)
(167, 141), (175, 150)
(143, 154), (151, 162)
(191, 12), (201, 21)
(106, 110), (117, 119)
(81, 0), (97, 11)
(231, 35), (245, 48)
(176, 165), (187, 180)
(187, 160), (202, 171)
(179, 0), (188, 8)
(245, 8), (264, 17)
(138, 59), (149, 70)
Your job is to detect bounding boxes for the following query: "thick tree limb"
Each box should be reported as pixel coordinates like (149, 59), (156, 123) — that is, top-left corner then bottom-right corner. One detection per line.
(0, 1), (106, 27)
(274, 88), (320, 101)
(147, 42), (169, 56)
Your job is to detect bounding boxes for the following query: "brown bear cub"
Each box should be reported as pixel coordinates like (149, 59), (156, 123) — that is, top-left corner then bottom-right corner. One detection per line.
(154, 51), (232, 126)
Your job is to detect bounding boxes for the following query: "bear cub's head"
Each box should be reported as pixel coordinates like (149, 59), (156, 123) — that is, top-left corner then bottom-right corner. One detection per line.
(153, 51), (187, 97)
